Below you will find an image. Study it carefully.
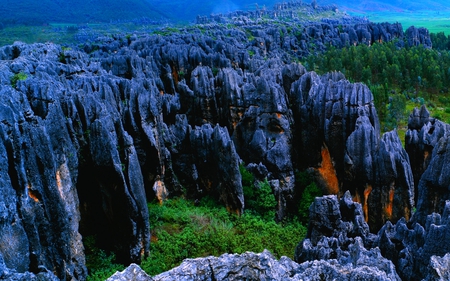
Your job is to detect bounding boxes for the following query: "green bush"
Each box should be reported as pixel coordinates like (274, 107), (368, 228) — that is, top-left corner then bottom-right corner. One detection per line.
(84, 236), (125, 281)
(239, 164), (277, 220)
(295, 170), (322, 224)
(10, 72), (27, 88)
(386, 93), (407, 129)
(140, 197), (306, 276)
(245, 179), (277, 220)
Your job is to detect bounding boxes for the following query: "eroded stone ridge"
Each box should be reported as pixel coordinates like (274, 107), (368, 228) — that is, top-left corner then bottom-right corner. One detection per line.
(108, 249), (400, 281)
(0, 2), (437, 279)
(296, 193), (450, 280)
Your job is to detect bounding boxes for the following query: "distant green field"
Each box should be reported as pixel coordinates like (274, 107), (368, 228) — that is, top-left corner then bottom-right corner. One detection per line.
(349, 10), (450, 35)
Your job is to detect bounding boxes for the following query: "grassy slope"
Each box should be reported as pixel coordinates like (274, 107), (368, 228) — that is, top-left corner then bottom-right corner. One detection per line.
(4, 0), (448, 25)
(0, 0), (278, 25)
(320, 0), (449, 12)
(350, 10), (450, 35)
(85, 198), (307, 280)
(1, 0), (449, 29)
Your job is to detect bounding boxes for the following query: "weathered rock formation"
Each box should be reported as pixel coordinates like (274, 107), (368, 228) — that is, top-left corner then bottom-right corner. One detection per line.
(405, 106), (450, 225)
(108, 249), (400, 281)
(295, 192), (450, 280)
(290, 72), (414, 230)
(0, 2), (438, 280)
(107, 263), (151, 281)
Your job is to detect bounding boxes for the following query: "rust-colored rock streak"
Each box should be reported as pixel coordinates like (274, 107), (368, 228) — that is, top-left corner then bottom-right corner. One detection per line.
(363, 184), (372, 222)
(318, 145), (339, 195)
(385, 184), (395, 220)
(28, 189), (39, 202)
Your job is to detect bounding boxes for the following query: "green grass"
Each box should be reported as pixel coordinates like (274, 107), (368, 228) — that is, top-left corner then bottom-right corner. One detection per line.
(350, 10), (450, 35)
(84, 236), (125, 281)
(84, 195), (307, 280)
(140, 197), (307, 276)
(392, 95), (450, 147)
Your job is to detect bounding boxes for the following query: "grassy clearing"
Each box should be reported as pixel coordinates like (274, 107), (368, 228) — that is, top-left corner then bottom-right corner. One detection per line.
(391, 95), (450, 147)
(141, 197), (307, 276)
(350, 10), (450, 35)
(85, 197), (308, 280)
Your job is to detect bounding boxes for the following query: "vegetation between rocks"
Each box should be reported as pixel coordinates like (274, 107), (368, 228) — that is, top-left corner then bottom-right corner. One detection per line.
(304, 40), (450, 141)
(85, 165), (318, 280)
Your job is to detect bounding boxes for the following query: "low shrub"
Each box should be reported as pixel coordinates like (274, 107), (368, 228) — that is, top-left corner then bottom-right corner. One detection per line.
(295, 170), (322, 224)
(140, 197), (306, 276)
(84, 236), (125, 281)
(10, 72), (27, 88)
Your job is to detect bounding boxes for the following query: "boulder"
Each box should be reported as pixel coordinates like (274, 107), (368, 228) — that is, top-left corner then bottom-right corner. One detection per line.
(107, 264), (153, 281)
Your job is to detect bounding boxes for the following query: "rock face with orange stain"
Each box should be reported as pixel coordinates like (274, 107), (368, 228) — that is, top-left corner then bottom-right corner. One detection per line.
(405, 105), (450, 225)
(295, 193), (450, 281)
(290, 71), (414, 231)
(413, 134), (450, 225)
(0, 7), (438, 279)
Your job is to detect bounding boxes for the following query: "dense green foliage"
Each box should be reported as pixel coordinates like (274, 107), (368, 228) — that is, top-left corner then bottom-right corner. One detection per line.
(84, 236), (125, 281)
(304, 41), (450, 129)
(84, 165), (310, 279)
(240, 164), (277, 220)
(431, 32), (450, 50)
(295, 171), (323, 224)
(141, 198), (306, 276)
(305, 42), (450, 94)
(10, 72), (27, 88)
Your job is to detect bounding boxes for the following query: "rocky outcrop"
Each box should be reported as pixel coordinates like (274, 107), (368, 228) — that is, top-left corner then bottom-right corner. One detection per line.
(413, 134), (450, 225)
(295, 192), (450, 281)
(406, 26), (433, 48)
(107, 264), (153, 281)
(290, 72), (414, 230)
(109, 249), (400, 281)
(295, 192), (377, 263)
(377, 200), (450, 280)
(195, 2), (430, 54)
(405, 106), (450, 225)
(0, 2), (436, 279)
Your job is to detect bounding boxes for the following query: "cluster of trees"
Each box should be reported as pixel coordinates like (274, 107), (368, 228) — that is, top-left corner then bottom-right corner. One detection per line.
(430, 32), (450, 50)
(305, 41), (450, 95)
(303, 39), (450, 129)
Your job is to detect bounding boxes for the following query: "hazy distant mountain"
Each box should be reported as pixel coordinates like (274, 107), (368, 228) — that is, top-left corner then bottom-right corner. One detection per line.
(0, 0), (276, 25)
(0, 0), (448, 26)
(0, 0), (165, 25)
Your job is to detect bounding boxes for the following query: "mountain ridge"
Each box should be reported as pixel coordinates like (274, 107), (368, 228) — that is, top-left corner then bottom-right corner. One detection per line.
(1, 0), (449, 26)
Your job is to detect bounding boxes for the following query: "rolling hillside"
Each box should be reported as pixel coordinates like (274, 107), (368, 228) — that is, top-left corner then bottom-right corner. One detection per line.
(0, 0), (448, 26)
(0, 0), (165, 25)
(320, 0), (449, 12)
